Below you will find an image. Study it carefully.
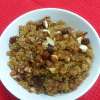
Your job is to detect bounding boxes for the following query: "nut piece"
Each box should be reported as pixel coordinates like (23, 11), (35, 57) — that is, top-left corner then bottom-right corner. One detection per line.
(63, 34), (68, 39)
(17, 68), (24, 74)
(86, 58), (92, 65)
(51, 55), (58, 62)
(46, 37), (55, 46)
(42, 29), (50, 35)
(56, 31), (62, 34)
(44, 16), (51, 22)
(48, 68), (56, 73)
(65, 56), (70, 62)
(10, 70), (17, 76)
(24, 67), (32, 73)
(12, 75), (21, 80)
(77, 37), (83, 44)
(79, 44), (88, 52)
(46, 60), (52, 66)
(43, 20), (48, 29)
(30, 87), (36, 92)
(55, 34), (63, 41)
(42, 41), (48, 48)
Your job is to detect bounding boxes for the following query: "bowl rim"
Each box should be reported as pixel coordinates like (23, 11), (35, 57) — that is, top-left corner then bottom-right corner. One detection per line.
(0, 8), (100, 100)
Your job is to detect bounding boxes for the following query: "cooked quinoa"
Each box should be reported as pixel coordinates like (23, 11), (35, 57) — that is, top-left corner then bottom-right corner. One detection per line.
(7, 16), (93, 95)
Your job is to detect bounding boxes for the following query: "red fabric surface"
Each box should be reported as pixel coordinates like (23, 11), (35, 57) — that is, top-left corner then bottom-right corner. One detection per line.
(0, 0), (100, 100)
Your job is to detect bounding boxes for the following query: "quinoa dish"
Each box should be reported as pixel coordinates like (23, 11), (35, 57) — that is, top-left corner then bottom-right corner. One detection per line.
(7, 16), (93, 95)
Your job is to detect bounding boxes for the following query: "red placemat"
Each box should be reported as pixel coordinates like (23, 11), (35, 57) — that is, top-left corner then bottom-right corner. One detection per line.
(0, 0), (100, 100)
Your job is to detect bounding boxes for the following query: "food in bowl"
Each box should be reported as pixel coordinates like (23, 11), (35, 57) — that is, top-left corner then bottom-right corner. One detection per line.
(7, 16), (93, 95)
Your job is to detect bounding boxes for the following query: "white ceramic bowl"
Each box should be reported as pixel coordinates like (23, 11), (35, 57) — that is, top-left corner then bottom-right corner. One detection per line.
(0, 8), (100, 100)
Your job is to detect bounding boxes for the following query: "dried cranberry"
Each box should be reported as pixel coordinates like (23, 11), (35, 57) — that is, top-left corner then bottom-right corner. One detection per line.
(9, 36), (18, 44)
(81, 38), (90, 45)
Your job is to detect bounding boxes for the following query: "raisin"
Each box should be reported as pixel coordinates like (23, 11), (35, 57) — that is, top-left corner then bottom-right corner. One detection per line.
(47, 44), (54, 54)
(57, 77), (66, 82)
(61, 27), (72, 35)
(40, 64), (46, 69)
(36, 22), (44, 30)
(32, 76), (44, 87)
(81, 38), (90, 45)
(36, 19), (48, 30)
(42, 50), (50, 60)
(19, 73), (26, 80)
(9, 36), (18, 44)
(62, 77), (66, 82)
(28, 80), (34, 86)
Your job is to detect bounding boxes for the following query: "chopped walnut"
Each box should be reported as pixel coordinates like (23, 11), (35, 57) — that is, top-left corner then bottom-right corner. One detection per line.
(48, 68), (56, 73)
(51, 55), (58, 62)
(30, 87), (36, 92)
(77, 37), (83, 44)
(43, 20), (48, 29)
(24, 67), (32, 73)
(42, 29), (50, 35)
(10, 70), (17, 76)
(54, 34), (63, 41)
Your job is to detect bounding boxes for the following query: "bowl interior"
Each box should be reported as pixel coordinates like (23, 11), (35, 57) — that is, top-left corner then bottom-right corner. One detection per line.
(0, 8), (100, 100)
